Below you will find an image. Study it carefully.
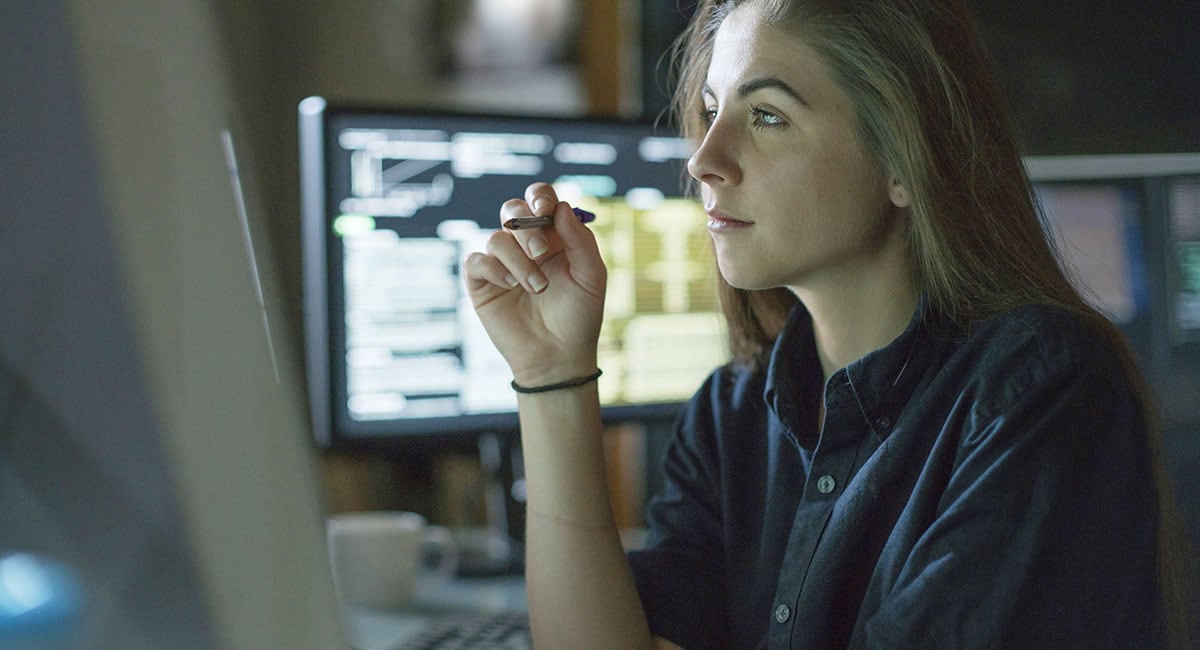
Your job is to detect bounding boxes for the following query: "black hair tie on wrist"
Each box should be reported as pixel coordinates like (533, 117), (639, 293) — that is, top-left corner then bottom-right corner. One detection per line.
(511, 369), (603, 394)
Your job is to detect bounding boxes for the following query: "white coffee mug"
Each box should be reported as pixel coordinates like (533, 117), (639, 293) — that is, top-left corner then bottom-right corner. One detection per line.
(326, 511), (457, 609)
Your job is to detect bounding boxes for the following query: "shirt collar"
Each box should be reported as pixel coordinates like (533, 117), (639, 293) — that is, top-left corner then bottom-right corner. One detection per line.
(763, 294), (950, 439)
(840, 294), (949, 434)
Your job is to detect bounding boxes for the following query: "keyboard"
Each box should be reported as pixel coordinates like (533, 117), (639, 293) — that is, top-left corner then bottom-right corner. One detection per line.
(393, 611), (531, 650)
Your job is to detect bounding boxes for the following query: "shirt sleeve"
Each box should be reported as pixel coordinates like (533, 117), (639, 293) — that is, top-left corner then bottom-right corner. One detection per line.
(855, 335), (1166, 647)
(627, 369), (737, 650)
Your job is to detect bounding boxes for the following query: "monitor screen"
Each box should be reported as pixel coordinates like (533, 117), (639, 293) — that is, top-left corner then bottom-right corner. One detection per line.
(299, 98), (725, 446)
(1168, 176), (1200, 343)
(1033, 181), (1149, 326)
(1026, 154), (1200, 353)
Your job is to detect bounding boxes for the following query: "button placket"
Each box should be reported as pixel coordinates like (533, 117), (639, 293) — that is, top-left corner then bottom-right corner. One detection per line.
(770, 370), (873, 646)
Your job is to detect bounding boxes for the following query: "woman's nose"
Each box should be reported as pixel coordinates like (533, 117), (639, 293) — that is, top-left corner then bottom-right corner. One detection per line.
(686, 118), (742, 187)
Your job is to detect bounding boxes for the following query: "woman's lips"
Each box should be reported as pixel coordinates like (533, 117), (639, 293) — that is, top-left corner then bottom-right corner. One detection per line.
(707, 209), (753, 231)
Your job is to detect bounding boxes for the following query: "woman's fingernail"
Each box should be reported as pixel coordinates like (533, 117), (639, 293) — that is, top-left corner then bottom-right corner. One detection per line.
(533, 197), (552, 214)
(528, 236), (549, 258)
(528, 272), (548, 293)
(505, 273), (520, 288)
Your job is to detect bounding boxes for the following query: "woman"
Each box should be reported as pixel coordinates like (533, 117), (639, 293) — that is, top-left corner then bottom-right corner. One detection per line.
(462, 0), (1192, 647)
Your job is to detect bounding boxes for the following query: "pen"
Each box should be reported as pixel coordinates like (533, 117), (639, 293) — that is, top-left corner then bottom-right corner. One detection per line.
(503, 206), (596, 230)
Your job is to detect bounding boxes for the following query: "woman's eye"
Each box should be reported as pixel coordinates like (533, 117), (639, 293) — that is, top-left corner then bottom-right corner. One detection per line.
(750, 107), (784, 128)
(700, 107), (717, 128)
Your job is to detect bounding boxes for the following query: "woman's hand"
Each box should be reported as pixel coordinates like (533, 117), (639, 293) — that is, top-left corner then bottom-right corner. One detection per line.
(462, 183), (607, 387)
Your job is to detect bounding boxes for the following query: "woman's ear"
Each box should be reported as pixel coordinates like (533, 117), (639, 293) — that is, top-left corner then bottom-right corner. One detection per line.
(889, 178), (910, 209)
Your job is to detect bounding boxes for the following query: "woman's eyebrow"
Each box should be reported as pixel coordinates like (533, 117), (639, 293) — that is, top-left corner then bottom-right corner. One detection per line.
(702, 77), (808, 105)
(738, 76), (806, 104)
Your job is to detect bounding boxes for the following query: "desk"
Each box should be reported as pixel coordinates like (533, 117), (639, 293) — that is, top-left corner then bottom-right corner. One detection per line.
(339, 529), (646, 648)
(341, 575), (526, 650)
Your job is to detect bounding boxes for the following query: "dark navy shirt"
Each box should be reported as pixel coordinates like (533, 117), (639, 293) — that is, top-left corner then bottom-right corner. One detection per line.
(628, 301), (1164, 648)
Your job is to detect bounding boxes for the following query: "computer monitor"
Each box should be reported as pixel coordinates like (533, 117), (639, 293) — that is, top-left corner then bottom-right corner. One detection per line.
(299, 99), (725, 448)
(1032, 180), (1149, 326)
(1026, 154), (1200, 355)
(1, 1), (346, 648)
(1166, 176), (1200, 344)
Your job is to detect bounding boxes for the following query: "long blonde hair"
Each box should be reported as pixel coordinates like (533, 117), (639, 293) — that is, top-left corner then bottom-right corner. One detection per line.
(671, 0), (1193, 644)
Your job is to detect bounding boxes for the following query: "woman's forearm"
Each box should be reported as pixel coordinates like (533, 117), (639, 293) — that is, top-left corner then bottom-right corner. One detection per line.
(516, 385), (654, 649)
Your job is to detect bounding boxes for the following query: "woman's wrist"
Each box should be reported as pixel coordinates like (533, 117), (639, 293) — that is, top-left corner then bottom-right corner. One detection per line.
(512, 369), (602, 394)
(510, 355), (599, 389)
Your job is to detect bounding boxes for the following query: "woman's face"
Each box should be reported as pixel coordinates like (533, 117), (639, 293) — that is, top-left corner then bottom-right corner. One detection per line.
(688, 3), (909, 296)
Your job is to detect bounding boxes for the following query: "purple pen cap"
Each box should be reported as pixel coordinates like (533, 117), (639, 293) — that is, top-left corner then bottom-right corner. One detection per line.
(572, 206), (596, 223)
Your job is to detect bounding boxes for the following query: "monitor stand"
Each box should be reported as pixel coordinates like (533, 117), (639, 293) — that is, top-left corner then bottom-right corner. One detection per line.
(454, 431), (525, 577)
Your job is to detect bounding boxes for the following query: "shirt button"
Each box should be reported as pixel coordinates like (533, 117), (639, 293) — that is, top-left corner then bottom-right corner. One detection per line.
(816, 475), (836, 494)
(774, 604), (791, 623)
(875, 416), (893, 430)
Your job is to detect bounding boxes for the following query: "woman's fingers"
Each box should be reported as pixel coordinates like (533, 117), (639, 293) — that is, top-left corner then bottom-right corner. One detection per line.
(462, 250), (520, 295)
(484, 228), (549, 294)
(525, 182), (560, 217)
(516, 183), (567, 260)
(500, 195), (563, 263)
(473, 182), (602, 299)
(551, 200), (602, 265)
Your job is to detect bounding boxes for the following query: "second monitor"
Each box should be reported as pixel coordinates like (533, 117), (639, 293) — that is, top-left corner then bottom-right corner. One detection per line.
(300, 98), (725, 448)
